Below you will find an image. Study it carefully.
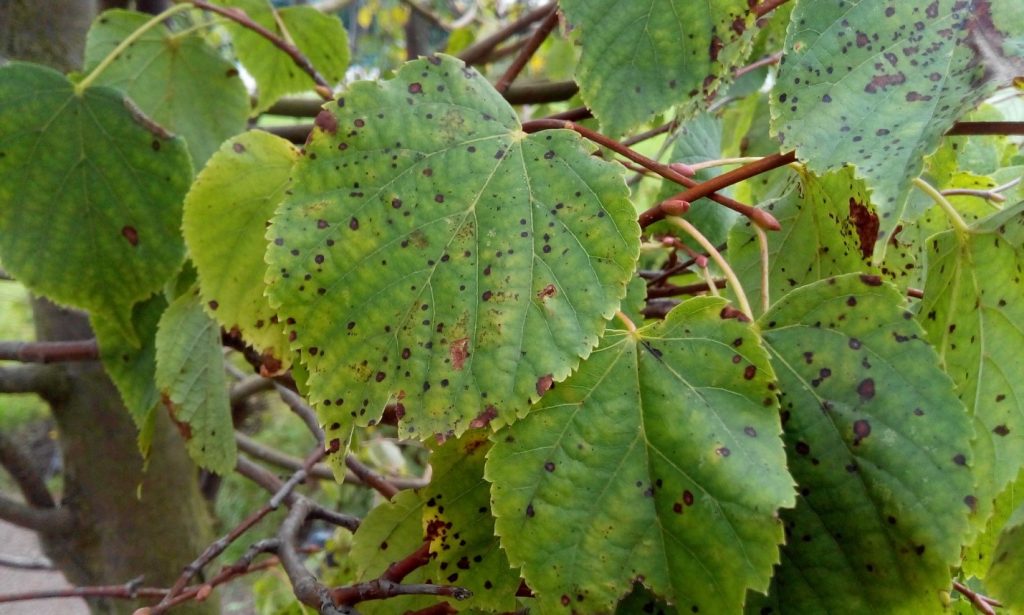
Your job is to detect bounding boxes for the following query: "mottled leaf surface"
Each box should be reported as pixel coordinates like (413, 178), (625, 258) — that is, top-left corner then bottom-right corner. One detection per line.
(560, 0), (755, 136)
(155, 287), (236, 474)
(986, 500), (1024, 611)
(84, 9), (249, 167)
(756, 274), (973, 613)
(772, 0), (1017, 236)
(183, 131), (297, 366)
(266, 55), (639, 451)
(729, 168), (872, 315)
(92, 294), (168, 457)
(918, 203), (1024, 508)
(0, 63), (190, 337)
(220, 0), (349, 112)
(487, 297), (794, 614)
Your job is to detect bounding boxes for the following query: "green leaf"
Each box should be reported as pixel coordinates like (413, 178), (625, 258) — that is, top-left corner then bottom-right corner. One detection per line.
(729, 168), (873, 315)
(219, 0), (349, 113)
(155, 286), (237, 474)
(560, 0), (755, 136)
(487, 296), (794, 614)
(963, 468), (1024, 577)
(84, 9), (250, 168)
(183, 131), (297, 367)
(756, 274), (973, 613)
(422, 433), (519, 612)
(772, 0), (1016, 239)
(265, 55), (640, 451)
(0, 62), (190, 337)
(918, 204), (1024, 510)
(986, 500), (1024, 610)
(92, 293), (168, 457)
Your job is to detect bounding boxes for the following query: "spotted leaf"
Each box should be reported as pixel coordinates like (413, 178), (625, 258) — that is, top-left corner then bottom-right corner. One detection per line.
(772, 0), (1023, 245)
(986, 498), (1024, 610)
(218, 0), (349, 113)
(487, 296), (794, 614)
(729, 167), (874, 316)
(753, 274), (973, 613)
(0, 62), (190, 338)
(84, 9), (249, 167)
(918, 202), (1024, 514)
(265, 54), (639, 455)
(155, 286), (237, 474)
(560, 0), (757, 136)
(183, 131), (298, 369)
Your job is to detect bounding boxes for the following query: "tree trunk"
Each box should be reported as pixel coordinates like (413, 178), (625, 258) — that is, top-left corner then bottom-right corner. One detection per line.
(1, 2), (219, 614)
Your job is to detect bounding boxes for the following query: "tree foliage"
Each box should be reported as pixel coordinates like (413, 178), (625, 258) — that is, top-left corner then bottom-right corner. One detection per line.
(1, 0), (1024, 613)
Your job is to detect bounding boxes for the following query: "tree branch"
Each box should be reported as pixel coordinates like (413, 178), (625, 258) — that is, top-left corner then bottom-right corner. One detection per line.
(0, 364), (68, 398)
(345, 455), (400, 500)
(456, 3), (555, 65)
(0, 430), (57, 509)
(946, 121), (1024, 135)
(0, 339), (98, 363)
(0, 553), (54, 571)
(494, 5), (559, 94)
(0, 492), (73, 534)
(0, 578), (165, 606)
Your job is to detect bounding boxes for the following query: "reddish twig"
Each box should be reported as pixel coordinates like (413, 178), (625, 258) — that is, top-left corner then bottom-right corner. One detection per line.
(0, 578), (164, 605)
(383, 541), (432, 583)
(953, 580), (1001, 615)
(622, 121), (677, 147)
(332, 541), (471, 607)
(754, 0), (792, 17)
(734, 51), (783, 78)
(457, 3), (555, 65)
(494, 5), (560, 94)
(946, 121), (1024, 135)
(191, 0), (333, 99)
(345, 456), (401, 500)
(0, 339), (98, 363)
(647, 279), (726, 298)
(542, 106), (593, 122)
(640, 151), (796, 229)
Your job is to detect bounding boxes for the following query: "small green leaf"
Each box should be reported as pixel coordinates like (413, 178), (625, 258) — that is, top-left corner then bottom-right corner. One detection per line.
(729, 167), (873, 315)
(0, 62), (190, 336)
(183, 131), (297, 366)
(757, 274), (973, 613)
(560, 0), (756, 136)
(963, 468), (1024, 577)
(488, 296), (794, 614)
(918, 202), (1024, 512)
(772, 0), (1015, 240)
(986, 499), (1024, 610)
(84, 9), (250, 167)
(93, 293), (168, 457)
(266, 55), (639, 453)
(155, 286), (236, 474)
(219, 0), (349, 113)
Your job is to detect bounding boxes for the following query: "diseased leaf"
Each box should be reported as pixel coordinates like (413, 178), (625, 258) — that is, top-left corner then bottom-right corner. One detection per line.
(265, 55), (639, 455)
(0, 62), (190, 337)
(183, 131), (297, 368)
(92, 293), (168, 457)
(560, 0), (756, 136)
(219, 0), (349, 113)
(84, 9), (250, 168)
(487, 296), (794, 614)
(962, 468), (1024, 577)
(772, 0), (1019, 242)
(729, 168), (873, 315)
(986, 499), (1024, 611)
(755, 274), (973, 613)
(918, 202), (1024, 514)
(155, 286), (237, 474)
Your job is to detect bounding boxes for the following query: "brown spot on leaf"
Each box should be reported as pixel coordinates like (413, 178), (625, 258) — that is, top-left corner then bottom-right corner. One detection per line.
(122, 225), (139, 246)
(857, 378), (876, 400)
(470, 405), (499, 429)
(859, 274), (883, 286)
(536, 374), (554, 397)
(314, 110), (337, 134)
(853, 419), (871, 443)
(994, 424), (1010, 436)
(849, 199), (879, 259)
(450, 338), (469, 370)
(537, 284), (557, 300)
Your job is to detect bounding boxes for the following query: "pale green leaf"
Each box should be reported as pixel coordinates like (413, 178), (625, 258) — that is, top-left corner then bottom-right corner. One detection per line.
(0, 62), (190, 337)
(963, 468), (1024, 577)
(183, 131), (297, 367)
(487, 296), (794, 614)
(84, 9), (250, 168)
(729, 168), (873, 315)
(265, 55), (639, 453)
(772, 0), (1017, 240)
(918, 203), (1024, 515)
(560, 0), (756, 136)
(220, 0), (349, 113)
(755, 274), (973, 613)
(986, 500), (1024, 610)
(155, 286), (237, 474)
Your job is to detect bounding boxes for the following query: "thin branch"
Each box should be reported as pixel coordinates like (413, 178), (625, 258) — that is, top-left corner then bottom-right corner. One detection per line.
(494, 5), (559, 94)
(541, 105), (592, 122)
(0, 554), (54, 571)
(946, 121), (1024, 135)
(275, 498), (342, 612)
(913, 177), (969, 233)
(0, 364), (67, 398)
(647, 279), (726, 298)
(621, 121), (676, 147)
(666, 217), (754, 321)
(333, 580), (471, 606)
(345, 456), (401, 500)
(953, 580), (1000, 615)
(0, 579), (165, 606)
(643, 299), (680, 319)
(753, 224), (771, 314)
(733, 51), (783, 78)
(640, 151), (796, 229)
(191, 0), (334, 99)
(456, 3), (555, 65)
(754, 0), (792, 18)
(0, 339), (99, 363)
(229, 374), (276, 405)
(275, 382), (325, 445)
(502, 80), (578, 105)
(0, 493), (73, 533)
